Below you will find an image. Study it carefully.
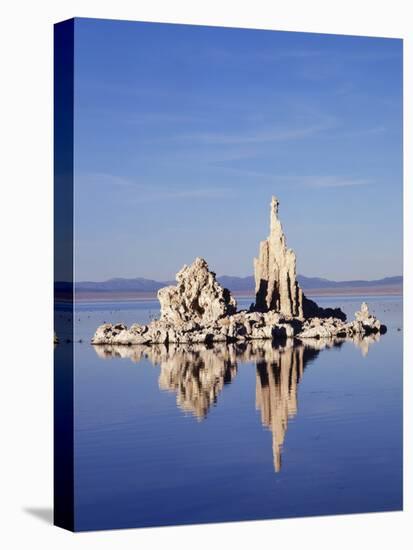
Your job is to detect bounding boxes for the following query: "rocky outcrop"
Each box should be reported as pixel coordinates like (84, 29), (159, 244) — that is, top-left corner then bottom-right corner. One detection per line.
(91, 197), (386, 345)
(254, 197), (304, 317)
(92, 258), (238, 345)
(158, 257), (236, 325)
(253, 196), (346, 321)
(298, 303), (386, 339)
(301, 295), (347, 322)
(355, 302), (382, 332)
(91, 300), (385, 345)
(92, 310), (292, 346)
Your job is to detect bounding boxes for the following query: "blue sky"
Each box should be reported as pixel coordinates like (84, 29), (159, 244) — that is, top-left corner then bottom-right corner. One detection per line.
(73, 18), (402, 281)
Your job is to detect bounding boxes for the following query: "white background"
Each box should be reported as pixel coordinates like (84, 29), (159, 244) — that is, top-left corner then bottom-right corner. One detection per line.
(0, 1), (411, 548)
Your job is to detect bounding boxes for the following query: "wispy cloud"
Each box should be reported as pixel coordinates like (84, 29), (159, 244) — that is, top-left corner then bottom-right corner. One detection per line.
(338, 126), (387, 138)
(124, 112), (209, 126)
(180, 125), (327, 145)
(204, 46), (401, 65)
(80, 173), (135, 186)
(203, 47), (325, 64)
(302, 176), (372, 188)
(141, 188), (228, 200)
(157, 118), (336, 147)
(204, 166), (373, 189)
(77, 172), (229, 201)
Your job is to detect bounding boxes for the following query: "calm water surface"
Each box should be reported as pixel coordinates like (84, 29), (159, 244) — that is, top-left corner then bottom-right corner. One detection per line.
(56, 295), (402, 530)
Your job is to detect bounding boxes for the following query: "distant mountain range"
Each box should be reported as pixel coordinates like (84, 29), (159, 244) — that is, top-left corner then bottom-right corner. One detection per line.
(298, 275), (402, 290)
(218, 274), (403, 292)
(73, 277), (175, 293)
(55, 274), (403, 294)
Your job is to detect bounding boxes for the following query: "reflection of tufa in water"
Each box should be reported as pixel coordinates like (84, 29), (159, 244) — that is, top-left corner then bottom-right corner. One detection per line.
(351, 331), (381, 357)
(92, 197), (386, 346)
(255, 343), (318, 472)
(94, 335), (378, 471)
(157, 346), (237, 420)
(96, 343), (238, 420)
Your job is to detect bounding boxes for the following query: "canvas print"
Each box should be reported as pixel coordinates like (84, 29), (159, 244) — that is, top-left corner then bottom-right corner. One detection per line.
(54, 18), (403, 532)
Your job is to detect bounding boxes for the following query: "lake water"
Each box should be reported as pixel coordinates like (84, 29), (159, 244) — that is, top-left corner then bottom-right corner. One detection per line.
(55, 295), (403, 531)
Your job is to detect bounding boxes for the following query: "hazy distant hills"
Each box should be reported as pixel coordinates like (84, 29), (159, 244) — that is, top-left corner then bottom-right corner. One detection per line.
(218, 275), (402, 292)
(297, 275), (402, 290)
(73, 277), (175, 292)
(56, 274), (402, 295)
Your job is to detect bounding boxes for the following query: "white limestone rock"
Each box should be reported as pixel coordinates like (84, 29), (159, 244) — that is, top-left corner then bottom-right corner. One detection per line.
(253, 196), (346, 322)
(298, 302), (386, 339)
(91, 323), (152, 345)
(355, 302), (382, 331)
(254, 197), (303, 317)
(158, 257), (237, 325)
(92, 301), (387, 345)
(91, 198), (386, 346)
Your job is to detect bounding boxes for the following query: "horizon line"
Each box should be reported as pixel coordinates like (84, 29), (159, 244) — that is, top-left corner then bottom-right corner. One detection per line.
(63, 273), (403, 285)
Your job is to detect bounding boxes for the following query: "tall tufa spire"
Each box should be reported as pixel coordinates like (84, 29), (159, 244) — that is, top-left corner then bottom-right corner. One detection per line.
(254, 196), (303, 317)
(253, 196), (347, 321)
(270, 196), (279, 233)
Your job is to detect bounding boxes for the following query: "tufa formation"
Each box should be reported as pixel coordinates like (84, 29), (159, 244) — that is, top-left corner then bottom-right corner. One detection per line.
(254, 196), (346, 321)
(254, 196), (303, 317)
(92, 197), (386, 345)
(158, 257), (237, 325)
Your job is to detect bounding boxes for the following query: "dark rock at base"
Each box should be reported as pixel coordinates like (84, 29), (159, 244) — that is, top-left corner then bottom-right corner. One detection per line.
(302, 295), (347, 322)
